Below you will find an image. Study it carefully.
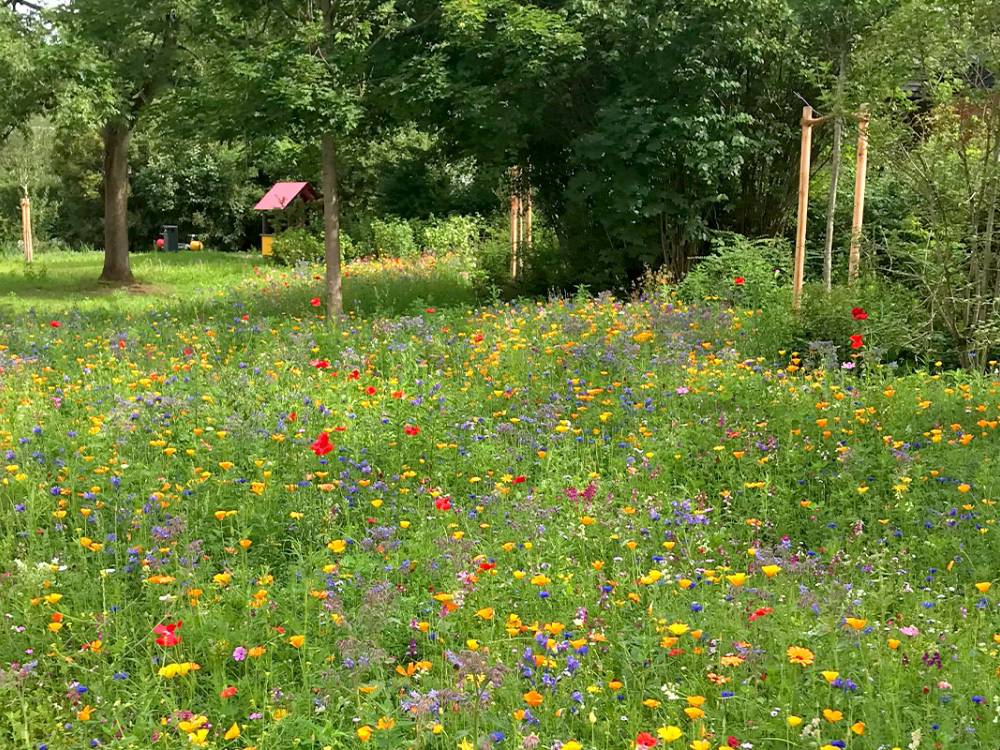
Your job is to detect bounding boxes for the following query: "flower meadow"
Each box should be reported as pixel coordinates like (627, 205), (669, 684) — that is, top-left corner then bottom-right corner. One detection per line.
(0, 256), (998, 750)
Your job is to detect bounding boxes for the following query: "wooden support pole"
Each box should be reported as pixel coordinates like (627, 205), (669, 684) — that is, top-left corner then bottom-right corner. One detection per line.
(792, 105), (814, 311)
(848, 109), (870, 284)
(510, 194), (520, 280)
(20, 196), (34, 264)
(525, 192), (533, 248)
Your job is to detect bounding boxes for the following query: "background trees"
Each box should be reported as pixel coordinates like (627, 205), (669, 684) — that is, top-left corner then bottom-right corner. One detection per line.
(2, 0), (1000, 363)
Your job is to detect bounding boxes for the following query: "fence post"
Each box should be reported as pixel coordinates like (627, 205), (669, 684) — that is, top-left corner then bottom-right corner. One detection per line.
(21, 196), (34, 264)
(793, 105), (814, 311)
(848, 109), (870, 283)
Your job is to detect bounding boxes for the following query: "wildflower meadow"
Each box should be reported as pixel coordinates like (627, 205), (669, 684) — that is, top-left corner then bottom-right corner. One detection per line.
(0, 253), (996, 750)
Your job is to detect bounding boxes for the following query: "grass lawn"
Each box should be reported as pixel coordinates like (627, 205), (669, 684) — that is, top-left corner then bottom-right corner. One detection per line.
(0, 252), (996, 749)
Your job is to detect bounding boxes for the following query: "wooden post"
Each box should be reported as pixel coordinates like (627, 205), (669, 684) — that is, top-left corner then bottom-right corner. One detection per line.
(510, 194), (520, 279)
(848, 109), (870, 283)
(525, 191), (533, 248)
(792, 105), (814, 311)
(20, 196), (34, 264)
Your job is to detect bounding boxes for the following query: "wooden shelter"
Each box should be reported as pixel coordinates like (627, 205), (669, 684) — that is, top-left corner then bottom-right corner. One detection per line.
(253, 181), (318, 256)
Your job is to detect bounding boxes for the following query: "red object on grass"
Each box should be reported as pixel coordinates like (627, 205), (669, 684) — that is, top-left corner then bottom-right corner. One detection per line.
(851, 306), (868, 320)
(310, 432), (334, 456)
(850, 334), (864, 349)
(734, 276), (745, 286)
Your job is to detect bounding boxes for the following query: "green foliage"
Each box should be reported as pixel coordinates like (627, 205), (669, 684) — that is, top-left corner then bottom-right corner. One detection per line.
(420, 214), (483, 257)
(370, 216), (418, 258)
(795, 279), (931, 365)
(270, 227), (324, 266)
(677, 233), (791, 308)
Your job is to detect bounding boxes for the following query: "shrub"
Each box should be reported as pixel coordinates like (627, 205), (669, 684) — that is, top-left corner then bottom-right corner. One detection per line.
(795, 279), (931, 367)
(421, 215), (483, 258)
(270, 228), (355, 267)
(371, 217), (417, 258)
(677, 232), (791, 308)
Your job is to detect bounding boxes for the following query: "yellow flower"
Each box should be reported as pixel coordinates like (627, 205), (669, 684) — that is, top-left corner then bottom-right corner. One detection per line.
(642, 698), (662, 709)
(289, 634), (305, 648)
(887, 638), (901, 650)
(821, 670), (839, 683)
(851, 721), (866, 735)
(530, 574), (551, 586)
(476, 607), (495, 620)
(689, 741), (710, 750)
(822, 708), (843, 722)
(563, 742), (583, 750)
(786, 716), (802, 727)
(523, 689), (544, 707)
(974, 581), (991, 594)
(657, 725), (683, 742)
(683, 706), (704, 720)
(77, 705), (93, 721)
(357, 725), (373, 742)
(327, 539), (347, 554)
(760, 564), (781, 578)
(844, 617), (867, 631)
(224, 723), (241, 741)
(786, 645), (814, 667)
(725, 573), (747, 586)
(667, 622), (689, 636)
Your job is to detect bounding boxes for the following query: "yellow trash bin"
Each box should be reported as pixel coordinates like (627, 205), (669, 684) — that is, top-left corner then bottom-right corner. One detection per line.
(261, 235), (274, 257)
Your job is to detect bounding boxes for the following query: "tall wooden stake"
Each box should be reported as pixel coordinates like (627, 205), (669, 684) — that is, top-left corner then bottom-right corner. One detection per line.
(510, 194), (520, 280)
(20, 196), (34, 264)
(848, 109), (870, 283)
(525, 192), (532, 248)
(793, 105), (814, 311)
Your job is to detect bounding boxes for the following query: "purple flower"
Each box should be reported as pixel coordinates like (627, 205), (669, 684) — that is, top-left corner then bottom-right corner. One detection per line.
(232, 646), (247, 662)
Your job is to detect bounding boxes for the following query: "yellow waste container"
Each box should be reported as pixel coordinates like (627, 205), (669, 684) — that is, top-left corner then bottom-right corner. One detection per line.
(261, 235), (274, 257)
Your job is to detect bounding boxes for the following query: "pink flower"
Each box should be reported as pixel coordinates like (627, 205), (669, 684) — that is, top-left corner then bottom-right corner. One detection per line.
(899, 625), (920, 637)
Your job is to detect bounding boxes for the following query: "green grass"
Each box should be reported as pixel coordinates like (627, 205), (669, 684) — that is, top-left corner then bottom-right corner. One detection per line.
(0, 250), (479, 318)
(0, 252), (996, 750)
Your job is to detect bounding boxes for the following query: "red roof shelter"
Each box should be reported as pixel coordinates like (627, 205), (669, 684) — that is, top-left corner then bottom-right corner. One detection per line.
(254, 181), (318, 256)
(254, 181), (317, 211)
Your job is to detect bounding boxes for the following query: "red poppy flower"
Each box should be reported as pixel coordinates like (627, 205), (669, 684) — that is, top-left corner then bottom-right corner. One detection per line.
(288, 411), (297, 422)
(512, 475), (526, 484)
(348, 369), (360, 380)
(310, 432), (334, 456)
(310, 359), (329, 369)
(364, 385), (377, 396)
(434, 496), (452, 511)
(749, 606), (773, 622)
(849, 334), (864, 349)
(727, 736), (741, 748)
(635, 731), (657, 748)
(734, 276), (745, 286)
(153, 620), (182, 647)
(404, 425), (420, 436)
(479, 561), (496, 571)
(851, 306), (868, 320)
(310, 297), (322, 307)
(220, 685), (238, 699)
(50, 320), (60, 328)
(391, 390), (405, 399)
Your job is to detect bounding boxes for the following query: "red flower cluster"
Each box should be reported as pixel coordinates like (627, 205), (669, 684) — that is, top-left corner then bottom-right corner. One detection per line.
(310, 432), (334, 456)
(403, 425), (420, 436)
(734, 276), (746, 286)
(434, 496), (452, 511)
(636, 731), (657, 748)
(153, 621), (182, 647)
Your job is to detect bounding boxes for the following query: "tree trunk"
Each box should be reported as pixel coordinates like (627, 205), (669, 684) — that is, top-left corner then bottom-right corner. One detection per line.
(322, 133), (343, 321)
(100, 121), (134, 283)
(823, 50), (847, 293)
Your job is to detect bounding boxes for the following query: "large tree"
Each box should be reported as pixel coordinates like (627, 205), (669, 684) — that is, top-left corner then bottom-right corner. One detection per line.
(56, 0), (199, 283)
(204, 0), (428, 319)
